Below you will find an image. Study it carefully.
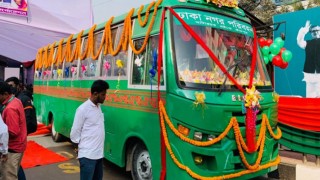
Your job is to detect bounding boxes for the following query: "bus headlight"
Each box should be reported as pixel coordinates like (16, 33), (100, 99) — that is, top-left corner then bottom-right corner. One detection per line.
(208, 134), (216, 141)
(194, 132), (202, 141)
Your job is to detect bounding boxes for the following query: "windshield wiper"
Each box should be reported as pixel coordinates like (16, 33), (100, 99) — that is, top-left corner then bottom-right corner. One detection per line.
(218, 58), (245, 96)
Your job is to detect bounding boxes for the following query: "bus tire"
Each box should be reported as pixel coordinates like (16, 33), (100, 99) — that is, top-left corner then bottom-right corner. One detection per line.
(51, 119), (63, 142)
(131, 143), (152, 180)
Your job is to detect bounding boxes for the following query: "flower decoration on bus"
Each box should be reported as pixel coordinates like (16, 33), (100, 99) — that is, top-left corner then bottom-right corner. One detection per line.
(194, 91), (206, 107)
(243, 85), (262, 153)
(244, 85), (261, 109)
(57, 69), (63, 79)
(43, 70), (51, 78)
(205, 0), (238, 8)
(104, 61), (111, 71)
(53, 69), (57, 79)
(272, 92), (279, 103)
(116, 59), (124, 69)
(71, 66), (77, 78)
(135, 55), (143, 67)
(65, 67), (70, 78)
(193, 91), (207, 117)
(89, 63), (95, 73)
(135, 56), (144, 79)
(81, 65), (87, 73)
(35, 70), (39, 78)
(149, 49), (158, 78)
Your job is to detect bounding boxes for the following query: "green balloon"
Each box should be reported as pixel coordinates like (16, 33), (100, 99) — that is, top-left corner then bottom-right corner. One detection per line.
(274, 37), (284, 48)
(261, 46), (270, 56)
(282, 50), (293, 62)
(269, 43), (280, 55)
(263, 56), (269, 64)
(269, 53), (276, 62)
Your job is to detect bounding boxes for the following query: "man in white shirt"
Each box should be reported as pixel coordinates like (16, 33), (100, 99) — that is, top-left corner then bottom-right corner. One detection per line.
(0, 114), (9, 164)
(70, 80), (109, 180)
(297, 20), (320, 97)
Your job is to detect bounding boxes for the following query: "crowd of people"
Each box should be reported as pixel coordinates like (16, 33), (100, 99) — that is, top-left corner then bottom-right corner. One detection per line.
(0, 76), (35, 180)
(0, 78), (109, 180)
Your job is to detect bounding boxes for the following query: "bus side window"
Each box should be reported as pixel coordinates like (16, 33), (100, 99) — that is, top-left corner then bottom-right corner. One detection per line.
(131, 35), (163, 86)
(101, 25), (127, 78)
(132, 39), (146, 85)
(79, 38), (89, 78)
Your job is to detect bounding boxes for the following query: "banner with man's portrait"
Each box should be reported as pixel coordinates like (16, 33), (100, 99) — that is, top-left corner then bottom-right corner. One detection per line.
(0, 0), (28, 17)
(274, 7), (320, 98)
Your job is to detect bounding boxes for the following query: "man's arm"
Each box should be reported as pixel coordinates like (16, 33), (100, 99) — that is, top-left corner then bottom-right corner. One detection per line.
(70, 107), (85, 144)
(297, 21), (311, 49)
(3, 108), (21, 137)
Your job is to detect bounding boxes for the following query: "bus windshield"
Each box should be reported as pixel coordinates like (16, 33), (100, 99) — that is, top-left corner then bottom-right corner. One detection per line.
(172, 9), (272, 91)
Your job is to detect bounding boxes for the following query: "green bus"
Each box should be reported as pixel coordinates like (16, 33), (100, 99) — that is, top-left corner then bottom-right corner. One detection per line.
(34, 0), (281, 179)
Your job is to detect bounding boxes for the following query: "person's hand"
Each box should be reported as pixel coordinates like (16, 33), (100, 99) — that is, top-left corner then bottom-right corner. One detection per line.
(0, 154), (8, 162)
(71, 143), (78, 158)
(301, 20), (311, 34)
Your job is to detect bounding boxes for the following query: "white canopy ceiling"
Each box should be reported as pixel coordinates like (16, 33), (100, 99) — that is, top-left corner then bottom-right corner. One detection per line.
(0, 0), (93, 63)
(0, 0), (157, 63)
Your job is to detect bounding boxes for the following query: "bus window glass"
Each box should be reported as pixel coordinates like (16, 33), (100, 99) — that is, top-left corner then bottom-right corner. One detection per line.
(113, 51), (127, 77)
(101, 54), (113, 77)
(43, 67), (51, 80)
(101, 28), (118, 77)
(112, 25), (127, 77)
(172, 10), (271, 90)
(52, 47), (64, 80)
(131, 35), (163, 86)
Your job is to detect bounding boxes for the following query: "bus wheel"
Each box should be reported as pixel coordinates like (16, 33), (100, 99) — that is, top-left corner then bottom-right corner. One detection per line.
(51, 119), (63, 142)
(131, 143), (152, 180)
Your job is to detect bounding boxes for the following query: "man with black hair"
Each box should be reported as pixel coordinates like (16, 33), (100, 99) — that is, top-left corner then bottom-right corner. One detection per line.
(70, 80), (109, 180)
(297, 20), (320, 97)
(0, 82), (27, 180)
(5, 77), (37, 135)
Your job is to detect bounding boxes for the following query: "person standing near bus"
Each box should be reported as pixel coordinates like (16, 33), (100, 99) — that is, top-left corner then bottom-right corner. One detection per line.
(5, 77), (37, 180)
(0, 82), (27, 180)
(70, 80), (109, 180)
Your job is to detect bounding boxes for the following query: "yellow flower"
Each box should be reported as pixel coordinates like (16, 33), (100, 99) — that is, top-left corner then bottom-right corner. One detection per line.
(194, 91), (206, 106)
(244, 85), (261, 108)
(116, 59), (123, 68)
(272, 92), (279, 103)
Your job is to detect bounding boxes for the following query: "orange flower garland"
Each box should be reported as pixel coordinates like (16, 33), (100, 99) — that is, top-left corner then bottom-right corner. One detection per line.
(35, 0), (164, 70)
(159, 100), (281, 179)
(137, 1), (156, 27)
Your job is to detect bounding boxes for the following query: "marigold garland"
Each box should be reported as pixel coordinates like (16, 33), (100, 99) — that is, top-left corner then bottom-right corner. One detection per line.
(159, 100), (281, 179)
(138, 1), (156, 27)
(35, 0), (164, 70)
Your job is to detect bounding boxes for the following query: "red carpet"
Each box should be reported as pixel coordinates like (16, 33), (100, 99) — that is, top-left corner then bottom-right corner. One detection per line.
(21, 141), (68, 169)
(28, 123), (51, 136)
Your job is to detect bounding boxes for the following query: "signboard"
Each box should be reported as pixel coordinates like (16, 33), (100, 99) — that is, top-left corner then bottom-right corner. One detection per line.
(175, 9), (253, 37)
(274, 7), (320, 97)
(0, 0), (28, 16)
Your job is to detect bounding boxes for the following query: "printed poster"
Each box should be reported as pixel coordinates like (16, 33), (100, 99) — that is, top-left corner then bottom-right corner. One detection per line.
(0, 0), (28, 16)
